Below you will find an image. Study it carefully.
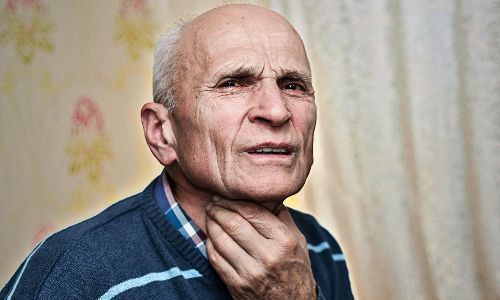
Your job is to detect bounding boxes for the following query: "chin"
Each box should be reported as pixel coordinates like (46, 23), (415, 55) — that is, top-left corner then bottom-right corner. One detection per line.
(227, 178), (305, 203)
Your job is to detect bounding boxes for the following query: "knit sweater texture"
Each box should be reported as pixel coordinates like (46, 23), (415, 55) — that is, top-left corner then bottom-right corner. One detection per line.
(1, 179), (353, 299)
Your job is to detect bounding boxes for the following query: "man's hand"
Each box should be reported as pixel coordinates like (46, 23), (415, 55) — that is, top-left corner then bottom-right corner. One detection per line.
(205, 198), (316, 300)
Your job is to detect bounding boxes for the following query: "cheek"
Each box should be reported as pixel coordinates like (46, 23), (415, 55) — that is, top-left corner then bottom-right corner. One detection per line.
(293, 101), (317, 137)
(206, 100), (249, 148)
(173, 105), (213, 164)
(305, 104), (317, 131)
(293, 102), (316, 172)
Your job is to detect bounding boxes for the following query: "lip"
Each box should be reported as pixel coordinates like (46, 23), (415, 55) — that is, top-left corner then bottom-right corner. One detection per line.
(242, 142), (295, 154)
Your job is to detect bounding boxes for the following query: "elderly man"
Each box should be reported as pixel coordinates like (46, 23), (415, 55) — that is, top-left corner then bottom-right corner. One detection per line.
(1, 4), (352, 300)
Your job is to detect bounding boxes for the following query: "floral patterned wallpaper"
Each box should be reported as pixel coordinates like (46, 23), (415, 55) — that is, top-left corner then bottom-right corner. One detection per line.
(0, 0), (164, 286)
(0, 0), (54, 63)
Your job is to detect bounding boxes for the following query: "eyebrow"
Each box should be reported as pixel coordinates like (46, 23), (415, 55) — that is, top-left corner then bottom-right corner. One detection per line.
(277, 70), (312, 86)
(211, 65), (312, 87)
(214, 65), (260, 81)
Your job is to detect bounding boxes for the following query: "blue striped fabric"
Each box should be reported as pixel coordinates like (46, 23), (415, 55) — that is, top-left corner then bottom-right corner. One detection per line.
(307, 241), (345, 262)
(98, 267), (202, 300)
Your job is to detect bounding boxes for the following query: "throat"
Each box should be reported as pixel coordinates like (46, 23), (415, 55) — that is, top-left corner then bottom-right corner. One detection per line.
(165, 166), (212, 233)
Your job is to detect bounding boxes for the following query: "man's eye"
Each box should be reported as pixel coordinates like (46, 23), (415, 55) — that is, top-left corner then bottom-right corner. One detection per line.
(282, 83), (306, 92)
(219, 79), (241, 88)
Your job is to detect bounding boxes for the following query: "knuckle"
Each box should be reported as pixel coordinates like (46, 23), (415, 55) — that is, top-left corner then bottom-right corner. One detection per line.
(242, 265), (263, 282)
(262, 246), (286, 267)
(262, 252), (279, 269)
(281, 234), (298, 251)
(233, 276), (253, 292)
(225, 217), (246, 235)
(240, 204), (261, 219)
(214, 233), (232, 249)
(297, 232), (307, 245)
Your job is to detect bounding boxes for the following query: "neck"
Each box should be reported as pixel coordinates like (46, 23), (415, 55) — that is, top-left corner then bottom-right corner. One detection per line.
(165, 165), (212, 233)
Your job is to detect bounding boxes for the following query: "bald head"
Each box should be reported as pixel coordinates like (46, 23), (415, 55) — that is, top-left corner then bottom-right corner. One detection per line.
(153, 4), (310, 110)
(185, 4), (303, 43)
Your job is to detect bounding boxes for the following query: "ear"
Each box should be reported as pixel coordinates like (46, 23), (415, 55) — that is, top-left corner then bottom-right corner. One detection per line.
(141, 102), (177, 166)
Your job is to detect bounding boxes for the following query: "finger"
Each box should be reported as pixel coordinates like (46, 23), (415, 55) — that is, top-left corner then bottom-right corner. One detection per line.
(206, 214), (258, 274)
(206, 203), (267, 255)
(275, 205), (299, 233)
(275, 205), (308, 246)
(212, 198), (288, 240)
(205, 238), (242, 286)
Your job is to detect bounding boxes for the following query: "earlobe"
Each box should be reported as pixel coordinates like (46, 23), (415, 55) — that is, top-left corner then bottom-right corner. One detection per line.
(141, 102), (177, 166)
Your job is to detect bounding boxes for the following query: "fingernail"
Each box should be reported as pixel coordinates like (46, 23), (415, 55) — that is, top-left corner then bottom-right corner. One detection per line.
(212, 195), (221, 202)
(206, 202), (213, 210)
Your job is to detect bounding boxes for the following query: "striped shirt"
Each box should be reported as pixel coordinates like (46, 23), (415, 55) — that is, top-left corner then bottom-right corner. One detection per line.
(154, 172), (207, 257)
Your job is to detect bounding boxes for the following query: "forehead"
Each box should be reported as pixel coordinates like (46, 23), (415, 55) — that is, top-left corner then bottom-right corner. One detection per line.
(183, 8), (311, 77)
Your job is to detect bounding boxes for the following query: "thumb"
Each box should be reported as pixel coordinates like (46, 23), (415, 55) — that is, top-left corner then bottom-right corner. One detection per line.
(275, 205), (302, 237)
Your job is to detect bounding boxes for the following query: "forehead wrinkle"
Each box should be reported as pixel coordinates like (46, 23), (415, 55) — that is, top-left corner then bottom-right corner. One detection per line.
(209, 61), (262, 82)
(262, 39), (311, 80)
(182, 6), (311, 90)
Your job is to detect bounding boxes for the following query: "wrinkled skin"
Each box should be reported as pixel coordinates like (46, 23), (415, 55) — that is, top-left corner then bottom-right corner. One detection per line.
(206, 198), (316, 299)
(141, 4), (317, 299)
(171, 4), (317, 206)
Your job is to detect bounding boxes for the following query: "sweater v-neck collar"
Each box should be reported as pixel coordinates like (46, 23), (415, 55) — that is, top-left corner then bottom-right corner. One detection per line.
(140, 179), (227, 290)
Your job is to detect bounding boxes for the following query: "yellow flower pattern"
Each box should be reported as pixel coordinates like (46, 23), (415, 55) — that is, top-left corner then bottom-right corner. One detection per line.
(0, 0), (54, 64)
(66, 135), (113, 185)
(66, 96), (113, 185)
(114, 0), (157, 60)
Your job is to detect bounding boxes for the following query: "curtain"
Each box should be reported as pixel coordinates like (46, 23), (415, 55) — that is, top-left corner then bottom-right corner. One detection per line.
(1, 1), (499, 299)
(289, 0), (500, 299)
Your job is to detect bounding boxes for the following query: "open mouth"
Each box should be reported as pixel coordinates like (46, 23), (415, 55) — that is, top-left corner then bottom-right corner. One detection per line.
(246, 147), (290, 155)
(244, 143), (294, 156)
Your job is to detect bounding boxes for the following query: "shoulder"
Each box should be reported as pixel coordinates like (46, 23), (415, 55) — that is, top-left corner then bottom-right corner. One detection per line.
(1, 190), (150, 299)
(289, 208), (353, 300)
(289, 208), (343, 253)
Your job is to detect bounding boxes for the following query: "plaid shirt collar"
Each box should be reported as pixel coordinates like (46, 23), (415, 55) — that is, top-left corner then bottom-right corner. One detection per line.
(154, 171), (207, 258)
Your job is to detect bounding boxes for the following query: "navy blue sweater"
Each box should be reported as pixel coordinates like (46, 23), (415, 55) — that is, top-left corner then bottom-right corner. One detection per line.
(1, 180), (352, 299)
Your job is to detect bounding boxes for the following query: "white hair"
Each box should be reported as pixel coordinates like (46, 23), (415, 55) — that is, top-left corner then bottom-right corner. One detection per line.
(153, 17), (193, 110)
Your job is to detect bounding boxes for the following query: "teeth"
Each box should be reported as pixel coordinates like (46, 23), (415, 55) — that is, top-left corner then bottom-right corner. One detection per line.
(252, 148), (288, 153)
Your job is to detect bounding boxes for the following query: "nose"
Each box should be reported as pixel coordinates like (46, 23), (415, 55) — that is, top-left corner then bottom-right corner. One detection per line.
(248, 80), (291, 127)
